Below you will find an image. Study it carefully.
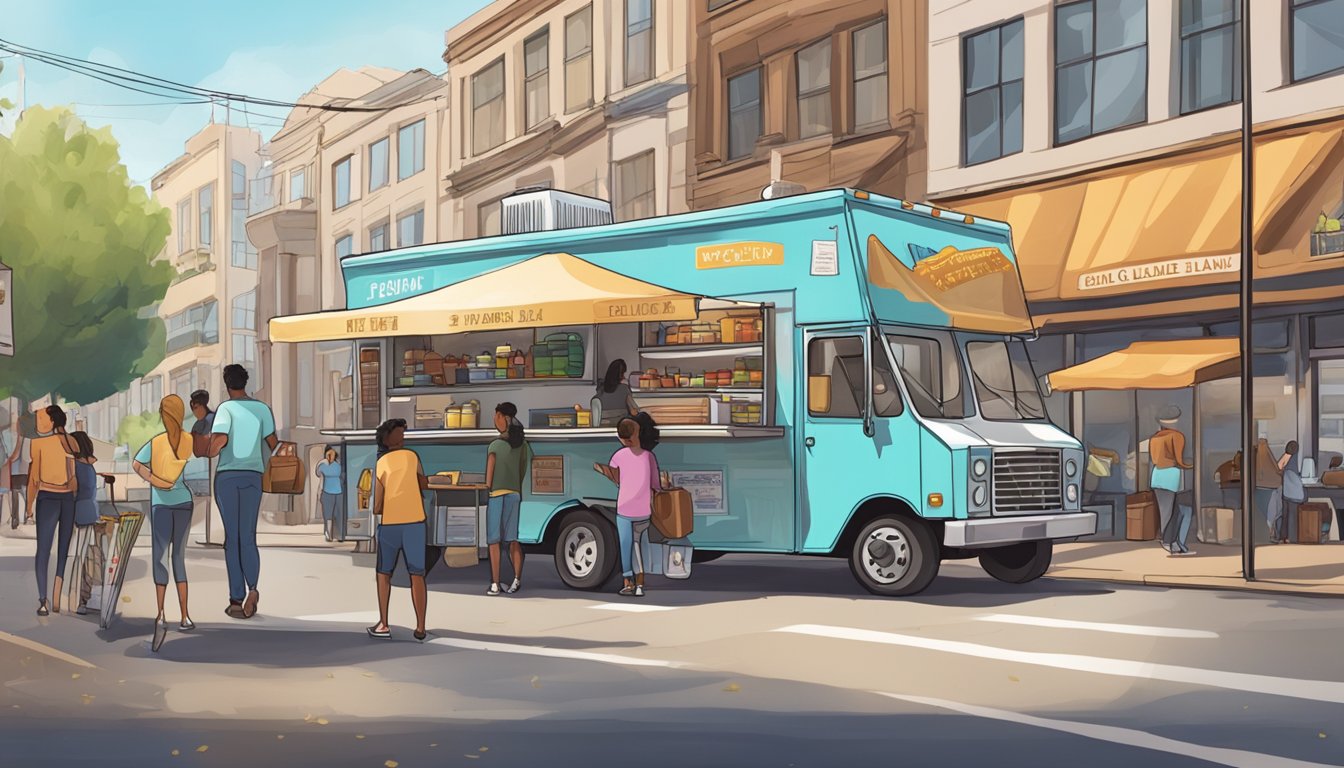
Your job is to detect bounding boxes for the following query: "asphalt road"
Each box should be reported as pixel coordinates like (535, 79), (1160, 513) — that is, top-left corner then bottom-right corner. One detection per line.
(0, 530), (1341, 768)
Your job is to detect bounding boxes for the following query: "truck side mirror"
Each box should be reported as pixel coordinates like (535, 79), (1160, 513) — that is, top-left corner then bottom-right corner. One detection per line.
(808, 376), (832, 415)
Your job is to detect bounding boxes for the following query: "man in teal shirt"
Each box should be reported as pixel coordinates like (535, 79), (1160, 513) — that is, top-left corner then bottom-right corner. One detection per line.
(205, 365), (278, 619)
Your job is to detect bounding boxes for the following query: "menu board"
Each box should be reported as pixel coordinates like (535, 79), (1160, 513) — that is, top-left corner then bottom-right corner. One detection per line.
(669, 470), (726, 515)
(532, 455), (565, 495)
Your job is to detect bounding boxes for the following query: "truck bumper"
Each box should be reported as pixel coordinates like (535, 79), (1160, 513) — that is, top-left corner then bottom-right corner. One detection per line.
(943, 511), (1096, 548)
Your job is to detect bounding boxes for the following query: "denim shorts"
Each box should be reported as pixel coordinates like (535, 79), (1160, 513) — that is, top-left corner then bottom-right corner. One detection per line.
(377, 521), (427, 576)
(486, 493), (521, 544)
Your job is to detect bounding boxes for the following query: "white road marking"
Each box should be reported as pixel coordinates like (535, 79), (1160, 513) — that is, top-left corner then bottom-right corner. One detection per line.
(976, 613), (1218, 639)
(428, 637), (686, 668)
(776, 624), (1344, 704)
(878, 693), (1337, 768)
(589, 603), (677, 613)
(294, 611), (381, 624)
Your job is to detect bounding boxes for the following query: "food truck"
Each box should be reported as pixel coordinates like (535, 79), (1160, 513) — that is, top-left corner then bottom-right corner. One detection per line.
(270, 188), (1094, 596)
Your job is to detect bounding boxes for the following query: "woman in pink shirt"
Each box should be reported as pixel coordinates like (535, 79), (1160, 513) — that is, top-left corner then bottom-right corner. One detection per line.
(595, 413), (661, 597)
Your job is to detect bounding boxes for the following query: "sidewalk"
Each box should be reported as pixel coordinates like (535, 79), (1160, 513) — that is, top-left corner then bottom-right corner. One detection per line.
(1049, 539), (1344, 597)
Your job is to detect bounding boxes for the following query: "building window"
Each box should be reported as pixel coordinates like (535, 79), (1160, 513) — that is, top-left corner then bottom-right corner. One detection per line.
(231, 161), (256, 269)
(565, 6), (594, 112)
(232, 289), (256, 332)
(140, 377), (162, 411)
(525, 29), (551, 130)
(368, 222), (388, 253)
(289, 167), (306, 201)
(852, 19), (888, 130)
(478, 199), (502, 237)
(472, 61), (506, 156)
(1291, 0), (1344, 82)
(165, 300), (218, 354)
(614, 150), (656, 222)
(397, 208), (425, 247)
(335, 234), (353, 260)
(233, 332), (257, 369)
(368, 138), (389, 191)
(1318, 360), (1344, 460)
(197, 183), (214, 250)
(1054, 0), (1148, 145)
(727, 68), (762, 161)
(333, 155), (352, 209)
(625, 0), (655, 87)
(177, 198), (192, 253)
(795, 38), (832, 139)
(170, 368), (193, 402)
(1179, 1), (1241, 114)
(962, 18), (1024, 165)
(398, 120), (426, 180)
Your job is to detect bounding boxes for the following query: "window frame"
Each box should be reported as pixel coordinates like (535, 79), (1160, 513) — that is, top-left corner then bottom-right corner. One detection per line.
(176, 198), (192, 254)
(613, 149), (657, 222)
(231, 289), (257, 332)
(961, 17), (1025, 166)
(230, 160), (256, 270)
(1289, 0), (1344, 83)
(1053, 0), (1149, 146)
(398, 120), (426, 180)
(524, 28), (552, 130)
(334, 234), (354, 260)
(564, 5), (595, 113)
(726, 66), (763, 161)
(795, 36), (833, 140)
(333, 155), (353, 210)
(471, 59), (507, 156)
(807, 334), (868, 420)
(289, 167), (307, 202)
(368, 137), (389, 192)
(624, 0), (655, 88)
(1178, 0), (1242, 115)
(397, 207), (425, 248)
(197, 183), (214, 250)
(368, 221), (389, 253)
(851, 18), (890, 131)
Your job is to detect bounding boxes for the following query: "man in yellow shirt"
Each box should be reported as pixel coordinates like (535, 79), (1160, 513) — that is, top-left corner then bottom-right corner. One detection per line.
(369, 419), (428, 642)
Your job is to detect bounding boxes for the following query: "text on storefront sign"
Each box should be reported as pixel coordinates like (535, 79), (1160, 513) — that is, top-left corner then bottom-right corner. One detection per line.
(1077, 254), (1239, 291)
(913, 247), (1014, 292)
(695, 242), (784, 270)
(364, 274), (427, 302)
(346, 315), (400, 334)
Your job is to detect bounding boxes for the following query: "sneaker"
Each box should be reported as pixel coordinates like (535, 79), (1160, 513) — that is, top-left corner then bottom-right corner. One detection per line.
(225, 602), (246, 619)
(75, 604), (88, 616)
(179, 618), (196, 632)
(506, 579), (521, 594)
(36, 599), (49, 617)
(634, 585), (644, 597)
(1174, 548), (1196, 557)
(618, 584), (635, 596)
(487, 583), (501, 596)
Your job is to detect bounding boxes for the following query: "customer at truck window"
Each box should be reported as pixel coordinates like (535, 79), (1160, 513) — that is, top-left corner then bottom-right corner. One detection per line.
(485, 402), (531, 596)
(28, 405), (78, 616)
(369, 418), (429, 642)
(1148, 405), (1194, 556)
(315, 446), (343, 541)
(598, 413), (662, 597)
(1276, 441), (1305, 543)
(594, 359), (639, 426)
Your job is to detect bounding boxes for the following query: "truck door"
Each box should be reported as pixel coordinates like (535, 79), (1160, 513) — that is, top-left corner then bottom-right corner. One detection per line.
(800, 329), (920, 551)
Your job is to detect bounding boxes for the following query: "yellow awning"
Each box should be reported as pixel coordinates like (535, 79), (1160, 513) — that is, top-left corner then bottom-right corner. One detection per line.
(270, 252), (703, 343)
(1047, 338), (1240, 392)
(867, 235), (1035, 334)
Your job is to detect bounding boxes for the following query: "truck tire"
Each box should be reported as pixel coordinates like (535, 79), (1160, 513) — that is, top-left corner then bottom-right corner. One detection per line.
(554, 510), (617, 590)
(979, 540), (1053, 584)
(849, 516), (939, 596)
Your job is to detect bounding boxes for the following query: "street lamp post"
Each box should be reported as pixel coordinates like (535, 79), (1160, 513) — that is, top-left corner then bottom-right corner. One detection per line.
(1239, 0), (1256, 581)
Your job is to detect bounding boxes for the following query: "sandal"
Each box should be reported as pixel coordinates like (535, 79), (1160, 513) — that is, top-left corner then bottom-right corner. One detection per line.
(366, 625), (391, 640)
(37, 599), (49, 617)
(180, 618), (196, 632)
(413, 629), (428, 643)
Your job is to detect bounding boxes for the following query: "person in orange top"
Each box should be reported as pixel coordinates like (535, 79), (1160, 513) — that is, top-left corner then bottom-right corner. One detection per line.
(1149, 405), (1195, 556)
(368, 419), (429, 643)
(27, 405), (79, 615)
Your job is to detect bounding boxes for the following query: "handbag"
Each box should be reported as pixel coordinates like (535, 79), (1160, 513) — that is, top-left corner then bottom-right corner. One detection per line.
(262, 441), (306, 495)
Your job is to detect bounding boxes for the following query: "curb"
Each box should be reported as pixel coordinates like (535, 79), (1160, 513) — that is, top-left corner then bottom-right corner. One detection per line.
(1046, 567), (1344, 599)
(0, 630), (97, 669)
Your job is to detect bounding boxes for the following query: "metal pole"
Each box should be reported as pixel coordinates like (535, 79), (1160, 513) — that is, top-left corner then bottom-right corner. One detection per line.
(1239, 0), (1256, 581)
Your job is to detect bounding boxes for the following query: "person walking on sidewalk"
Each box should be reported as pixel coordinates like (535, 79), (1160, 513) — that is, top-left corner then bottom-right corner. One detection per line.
(595, 413), (663, 597)
(315, 446), (343, 542)
(204, 365), (277, 620)
(0, 407), (23, 530)
(484, 403), (530, 596)
(368, 419), (428, 642)
(1149, 405), (1195, 556)
(133, 395), (197, 651)
(188, 390), (215, 458)
(28, 405), (78, 615)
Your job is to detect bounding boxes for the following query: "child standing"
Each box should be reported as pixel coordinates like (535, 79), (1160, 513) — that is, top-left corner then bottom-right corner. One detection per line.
(596, 413), (662, 597)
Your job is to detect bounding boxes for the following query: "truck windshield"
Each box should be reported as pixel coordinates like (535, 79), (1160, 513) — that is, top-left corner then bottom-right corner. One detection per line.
(885, 331), (968, 419)
(965, 339), (1047, 421)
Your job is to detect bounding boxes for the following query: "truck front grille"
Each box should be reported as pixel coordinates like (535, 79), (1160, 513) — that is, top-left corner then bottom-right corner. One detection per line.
(993, 448), (1062, 514)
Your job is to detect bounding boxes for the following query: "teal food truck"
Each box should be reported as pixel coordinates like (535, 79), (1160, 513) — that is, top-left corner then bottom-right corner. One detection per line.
(271, 188), (1094, 596)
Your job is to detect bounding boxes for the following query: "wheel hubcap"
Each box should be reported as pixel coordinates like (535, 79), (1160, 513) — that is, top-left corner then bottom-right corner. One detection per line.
(863, 526), (911, 584)
(564, 526), (599, 578)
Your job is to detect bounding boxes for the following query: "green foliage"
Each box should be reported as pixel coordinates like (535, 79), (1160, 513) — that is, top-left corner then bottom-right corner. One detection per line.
(116, 411), (162, 452)
(0, 107), (173, 403)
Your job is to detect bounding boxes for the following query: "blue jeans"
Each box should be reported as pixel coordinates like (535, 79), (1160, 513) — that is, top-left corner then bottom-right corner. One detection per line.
(486, 493), (521, 544)
(616, 515), (651, 578)
(215, 471), (262, 602)
(151, 503), (193, 586)
(35, 491), (75, 600)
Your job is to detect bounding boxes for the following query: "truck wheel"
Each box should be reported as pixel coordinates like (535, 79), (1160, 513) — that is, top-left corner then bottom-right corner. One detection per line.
(849, 516), (939, 597)
(979, 540), (1053, 584)
(554, 510), (617, 590)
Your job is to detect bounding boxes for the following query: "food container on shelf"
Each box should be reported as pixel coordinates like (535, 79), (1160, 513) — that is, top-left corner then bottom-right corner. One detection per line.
(455, 366), (471, 384)
(397, 376), (415, 387)
(469, 368), (493, 382)
(678, 374), (690, 388)
(749, 370), (764, 385)
(575, 406), (592, 428)
(720, 318), (737, 343)
(462, 400), (480, 429)
(548, 412), (576, 428)
(690, 375), (705, 389)
(476, 352), (493, 367)
(443, 406), (462, 430)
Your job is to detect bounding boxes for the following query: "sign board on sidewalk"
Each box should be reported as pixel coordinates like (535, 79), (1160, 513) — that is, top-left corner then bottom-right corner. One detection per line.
(0, 261), (12, 357)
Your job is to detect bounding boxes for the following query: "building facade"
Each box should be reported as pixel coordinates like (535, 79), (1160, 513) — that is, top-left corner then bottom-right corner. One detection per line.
(442, 0), (690, 234)
(926, 0), (1344, 540)
(246, 67), (448, 524)
(686, 0), (927, 210)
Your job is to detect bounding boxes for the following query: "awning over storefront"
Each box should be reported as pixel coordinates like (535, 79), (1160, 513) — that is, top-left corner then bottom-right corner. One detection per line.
(866, 235), (1035, 334)
(270, 252), (714, 343)
(1047, 338), (1240, 392)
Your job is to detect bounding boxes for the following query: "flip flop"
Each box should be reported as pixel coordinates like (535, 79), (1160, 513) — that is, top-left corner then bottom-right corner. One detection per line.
(366, 625), (391, 640)
(413, 630), (428, 643)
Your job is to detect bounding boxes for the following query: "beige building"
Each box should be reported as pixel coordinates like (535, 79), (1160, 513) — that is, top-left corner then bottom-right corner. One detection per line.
(686, 0), (926, 210)
(246, 67), (448, 524)
(442, 0), (690, 234)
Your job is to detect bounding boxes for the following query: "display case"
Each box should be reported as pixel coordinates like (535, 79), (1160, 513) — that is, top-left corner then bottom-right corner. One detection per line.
(634, 307), (771, 426)
(388, 326), (594, 395)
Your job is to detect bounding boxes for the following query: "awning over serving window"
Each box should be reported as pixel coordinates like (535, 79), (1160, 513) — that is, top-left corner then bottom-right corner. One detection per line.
(269, 252), (718, 343)
(1047, 338), (1240, 392)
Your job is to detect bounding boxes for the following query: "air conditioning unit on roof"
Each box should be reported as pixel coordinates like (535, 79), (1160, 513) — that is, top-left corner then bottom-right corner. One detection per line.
(501, 189), (614, 235)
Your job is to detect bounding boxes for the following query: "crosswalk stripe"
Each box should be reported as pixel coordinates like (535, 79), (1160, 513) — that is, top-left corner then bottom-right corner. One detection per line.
(427, 637), (685, 668)
(589, 604), (676, 613)
(976, 613), (1218, 638)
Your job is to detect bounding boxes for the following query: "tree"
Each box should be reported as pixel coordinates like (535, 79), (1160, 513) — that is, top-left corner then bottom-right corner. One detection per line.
(0, 107), (173, 404)
(116, 411), (162, 453)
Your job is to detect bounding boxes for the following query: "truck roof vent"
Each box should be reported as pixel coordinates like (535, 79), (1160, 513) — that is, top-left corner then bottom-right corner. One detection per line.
(501, 189), (614, 235)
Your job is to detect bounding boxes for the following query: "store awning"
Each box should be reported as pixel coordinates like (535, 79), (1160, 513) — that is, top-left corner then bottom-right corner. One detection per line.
(269, 252), (713, 343)
(866, 235), (1035, 334)
(1047, 338), (1240, 392)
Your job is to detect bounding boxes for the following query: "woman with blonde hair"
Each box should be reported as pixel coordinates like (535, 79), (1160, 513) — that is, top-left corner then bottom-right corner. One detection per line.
(132, 395), (196, 652)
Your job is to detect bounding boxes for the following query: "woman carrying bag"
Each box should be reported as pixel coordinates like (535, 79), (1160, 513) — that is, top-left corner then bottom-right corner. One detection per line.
(132, 395), (196, 652)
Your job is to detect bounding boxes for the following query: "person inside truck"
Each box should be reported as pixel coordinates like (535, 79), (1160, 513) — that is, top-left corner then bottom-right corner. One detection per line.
(594, 359), (639, 427)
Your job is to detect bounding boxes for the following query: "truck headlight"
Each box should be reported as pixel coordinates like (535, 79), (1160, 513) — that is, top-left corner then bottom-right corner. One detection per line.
(972, 458), (988, 479)
(1065, 459), (1078, 478)
(972, 484), (988, 507)
(1066, 484), (1078, 503)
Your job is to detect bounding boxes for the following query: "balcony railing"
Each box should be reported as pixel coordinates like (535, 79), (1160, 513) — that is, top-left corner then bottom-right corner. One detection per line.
(249, 175), (279, 216)
(1311, 231), (1344, 259)
(171, 248), (215, 285)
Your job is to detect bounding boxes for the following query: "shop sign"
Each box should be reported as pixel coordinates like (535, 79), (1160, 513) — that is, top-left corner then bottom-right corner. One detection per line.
(1077, 254), (1239, 291)
(912, 246), (1013, 292)
(0, 261), (11, 357)
(344, 314), (401, 334)
(669, 470), (725, 515)
(695, 241), (784, 270)
(360, 271), (431, 303)
(531, 455), (565, 495)
(594, 297), (697, 321)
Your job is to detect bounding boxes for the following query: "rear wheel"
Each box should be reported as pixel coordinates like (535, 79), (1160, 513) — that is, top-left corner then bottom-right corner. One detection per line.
(553, 510), (617, 590)
(848, 516), (939, 596)
(979, 540), (1053, 584)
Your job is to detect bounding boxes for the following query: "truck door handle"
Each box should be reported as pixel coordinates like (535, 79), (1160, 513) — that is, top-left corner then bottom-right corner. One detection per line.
(804, 437), (816, 448)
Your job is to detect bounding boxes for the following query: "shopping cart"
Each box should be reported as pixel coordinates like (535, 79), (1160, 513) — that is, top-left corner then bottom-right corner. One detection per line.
(67, 473), (115, 617)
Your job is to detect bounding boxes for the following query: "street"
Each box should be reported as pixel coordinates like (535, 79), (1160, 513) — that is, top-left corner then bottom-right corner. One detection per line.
(1, 532), (1341, 768)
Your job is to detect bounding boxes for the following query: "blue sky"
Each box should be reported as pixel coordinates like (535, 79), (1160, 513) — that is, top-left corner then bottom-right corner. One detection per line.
(0, 0), (492, 184)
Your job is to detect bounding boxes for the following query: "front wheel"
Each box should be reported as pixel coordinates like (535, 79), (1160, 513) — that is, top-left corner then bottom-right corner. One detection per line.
(553, 510), (617, 590)
(848, 516), (939, 597)
(979, 540), (1053, 584)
